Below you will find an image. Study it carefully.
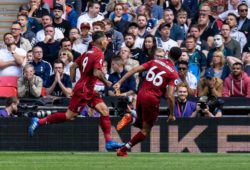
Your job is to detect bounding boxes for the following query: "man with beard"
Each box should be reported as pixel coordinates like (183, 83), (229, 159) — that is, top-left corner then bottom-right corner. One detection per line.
(0, 97), (19, 118)
(124, 33), (143, 64)
(36, 14), (64, 43)
(137, 14), (150, 38)
(0, 33), (26, 77)
(226, 13), (247, 51)
(17, 14), (36, 47)
(223, 62), (250, 97)
(52, 3), (71, 38)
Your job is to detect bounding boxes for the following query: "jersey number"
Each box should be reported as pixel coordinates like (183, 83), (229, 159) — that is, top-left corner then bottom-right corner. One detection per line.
(82, 57), (88, 73)
(146, 66), (166, 86)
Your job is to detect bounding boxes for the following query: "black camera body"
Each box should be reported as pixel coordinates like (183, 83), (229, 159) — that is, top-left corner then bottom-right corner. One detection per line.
(110, 96), (129, 116)
(17, 104), (38, 117)
(197, 96), (224, 116)
(198, 96), (208, 110)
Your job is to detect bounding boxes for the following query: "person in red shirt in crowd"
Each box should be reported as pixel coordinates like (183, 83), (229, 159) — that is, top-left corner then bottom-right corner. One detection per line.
(28, 31), (124, 151)
(113, 47), (182, 157)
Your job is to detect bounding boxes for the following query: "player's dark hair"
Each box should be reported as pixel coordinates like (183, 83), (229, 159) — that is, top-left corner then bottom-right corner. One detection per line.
(92, 31), (106, 42)
(168, 47), (182, 62)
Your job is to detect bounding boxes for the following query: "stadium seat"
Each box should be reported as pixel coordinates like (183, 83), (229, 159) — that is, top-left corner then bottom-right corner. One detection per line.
(41, 87), (47, 97)
(0, 76), (18, 97)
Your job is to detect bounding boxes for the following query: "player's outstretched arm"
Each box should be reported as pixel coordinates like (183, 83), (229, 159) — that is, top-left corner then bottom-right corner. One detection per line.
(114, 65), (145, 90)
(93, 68), (112, 87)
(70, 62), (78, 82)
(166, 85), (176, 122)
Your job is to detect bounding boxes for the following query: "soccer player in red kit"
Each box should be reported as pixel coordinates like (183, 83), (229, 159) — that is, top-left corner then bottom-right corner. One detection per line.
(28, 31), (124, 151)
(113, 47), (182, 156)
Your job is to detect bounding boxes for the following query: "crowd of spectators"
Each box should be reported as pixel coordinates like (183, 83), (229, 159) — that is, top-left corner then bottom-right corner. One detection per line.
(0, 0), (250, 117)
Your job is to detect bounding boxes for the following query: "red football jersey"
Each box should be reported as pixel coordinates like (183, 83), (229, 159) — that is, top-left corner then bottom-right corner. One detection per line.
(140, 58), (178, 98)
(73, 46), (104, 97)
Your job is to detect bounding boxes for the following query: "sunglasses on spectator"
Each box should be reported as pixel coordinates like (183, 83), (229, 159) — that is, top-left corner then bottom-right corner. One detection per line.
(179, 67), (187, 71)
(239, 9), (248, 12)
(61, 53), (67, 56)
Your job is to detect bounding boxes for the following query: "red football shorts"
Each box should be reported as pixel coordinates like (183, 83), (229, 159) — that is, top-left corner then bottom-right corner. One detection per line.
(68, 90), (103, 113)
(135, 93), (160, 128)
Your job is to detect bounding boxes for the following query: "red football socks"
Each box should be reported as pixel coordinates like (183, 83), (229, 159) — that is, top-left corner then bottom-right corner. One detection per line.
(121, 131), (146, 152)
(38, 112), (67, 125)
(100, 116), (112, 142)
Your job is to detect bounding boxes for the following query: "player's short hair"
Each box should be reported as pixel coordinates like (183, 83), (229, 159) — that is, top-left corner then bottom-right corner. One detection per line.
(5, 96), (18, 107)
(92, 31), (106, 43)
(168, 47), (182, 62)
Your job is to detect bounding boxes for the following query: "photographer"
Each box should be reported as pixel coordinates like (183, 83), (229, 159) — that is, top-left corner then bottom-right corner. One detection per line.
(192, 96), (223, 118)
(18, 64), (43, 98)
(0, 97), (19, 118)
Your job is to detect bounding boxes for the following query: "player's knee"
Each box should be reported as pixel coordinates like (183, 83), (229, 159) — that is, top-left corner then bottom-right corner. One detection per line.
(100, 107), (109, 116)
(66, 111), (78, 120)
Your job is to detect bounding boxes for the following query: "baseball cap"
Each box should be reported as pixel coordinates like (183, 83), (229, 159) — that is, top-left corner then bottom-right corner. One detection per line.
(53, 3), (64, 11)
(205, 68), (215, 78)
(159, 23), (171, 30)
(80, 22), (91, 29)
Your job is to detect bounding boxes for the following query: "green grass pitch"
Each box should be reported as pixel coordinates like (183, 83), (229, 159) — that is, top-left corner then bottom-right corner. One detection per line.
(0, 152), (249, 170)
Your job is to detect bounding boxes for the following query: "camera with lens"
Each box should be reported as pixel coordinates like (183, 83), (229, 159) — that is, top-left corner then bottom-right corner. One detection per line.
(110, 96), (130, 116)
(197, 96), (224, 116)
(17, 104), (38, 117)
(197, 96), (208, 110)
(17, 104), (56, 118)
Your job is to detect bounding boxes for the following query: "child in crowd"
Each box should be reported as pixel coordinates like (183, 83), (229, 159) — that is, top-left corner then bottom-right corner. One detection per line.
(176, 10), (188, 39)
